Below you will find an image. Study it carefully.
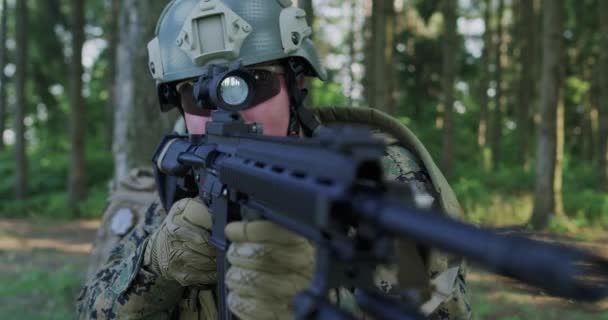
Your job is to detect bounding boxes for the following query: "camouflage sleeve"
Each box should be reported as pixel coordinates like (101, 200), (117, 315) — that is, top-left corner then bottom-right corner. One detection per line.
(380, 144), (472, 320)
(76, 202), (184, 319)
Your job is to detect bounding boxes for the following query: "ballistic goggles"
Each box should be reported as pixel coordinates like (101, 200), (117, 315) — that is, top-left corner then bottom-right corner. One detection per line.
(177, 63), (284, 116)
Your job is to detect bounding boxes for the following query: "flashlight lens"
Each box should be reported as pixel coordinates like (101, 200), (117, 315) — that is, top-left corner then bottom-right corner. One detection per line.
(220, 76), (249, 106)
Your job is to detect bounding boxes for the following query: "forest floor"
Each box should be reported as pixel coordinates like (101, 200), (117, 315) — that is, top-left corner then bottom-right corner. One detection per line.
(0, 218), (608, 320)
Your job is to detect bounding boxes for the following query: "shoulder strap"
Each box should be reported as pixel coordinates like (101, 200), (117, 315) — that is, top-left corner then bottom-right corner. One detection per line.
(312, 107), (462, 218)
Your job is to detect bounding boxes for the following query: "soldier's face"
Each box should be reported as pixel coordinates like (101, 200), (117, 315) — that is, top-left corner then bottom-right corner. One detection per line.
(182, 73), (291, 137)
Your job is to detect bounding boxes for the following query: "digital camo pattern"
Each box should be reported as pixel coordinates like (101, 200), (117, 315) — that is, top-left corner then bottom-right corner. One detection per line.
(76, 202), (186, 319)
(378, 143), (472, 320)
(86, 168), (158, 279)
(77, 145), (471, 320)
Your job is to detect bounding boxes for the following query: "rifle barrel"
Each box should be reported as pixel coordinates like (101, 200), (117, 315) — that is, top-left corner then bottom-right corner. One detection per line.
(362, 196), (608, 302)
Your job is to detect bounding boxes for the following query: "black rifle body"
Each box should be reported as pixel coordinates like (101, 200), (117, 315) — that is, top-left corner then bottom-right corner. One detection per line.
(153, 111), (608, 319)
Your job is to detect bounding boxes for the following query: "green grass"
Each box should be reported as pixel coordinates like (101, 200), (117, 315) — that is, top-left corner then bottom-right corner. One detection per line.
(0, 185), (109, 219)
(470, 275), (608, 320)
(0, 253), (87, 320)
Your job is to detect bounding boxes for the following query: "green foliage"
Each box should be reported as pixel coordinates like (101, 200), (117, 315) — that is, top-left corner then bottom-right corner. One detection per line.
(399, 104), (606, 228)
(0, 136), (112, 218)
(311, 78), (349, 107)
(0, 265), (84, 320)
(565, 77), (591, 105)
(473, 300), (496, 319)
(0, 0), (116, 219)
(1, 0), (605, 230)
(563, 189), (608, 226)
(448, 150), (607, 228)
(79, 185), (110, 218)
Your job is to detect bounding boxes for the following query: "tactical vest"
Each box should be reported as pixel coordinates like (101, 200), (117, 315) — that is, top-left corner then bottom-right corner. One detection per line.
(313, 106), (462, 218)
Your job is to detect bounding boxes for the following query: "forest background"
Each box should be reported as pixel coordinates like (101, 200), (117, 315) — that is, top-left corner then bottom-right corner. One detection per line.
(0, 0), (607, 319)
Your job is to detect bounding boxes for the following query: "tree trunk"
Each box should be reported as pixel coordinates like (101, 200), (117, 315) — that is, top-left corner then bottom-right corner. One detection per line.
(477, 0), (492, 150)
(383, 1), (396, 115)
(555, 96), (565, 217)
(515, 0), (536, 170)
(490, 0), (504, 170)
(298, 0), (314, 107)
(530, 0), (564, 229)
(598, 0), (608, 191)
(113, 0), (176, 182)
(440, 0), (457, 178)
(580, 97), (596, 163)
(105, 0), (120, 149)
(347, 0), (357, 107)
(30, 0), (67, 135)
(0, 0), (7, 151)
(68, 0), (86, 212)
(15, 0), (28, 199)
(370, 1), (395, 115)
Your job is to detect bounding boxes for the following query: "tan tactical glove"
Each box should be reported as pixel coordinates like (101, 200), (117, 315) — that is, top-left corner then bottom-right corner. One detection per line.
(143, 197), (217, 286)
(225, 221), (314, 320)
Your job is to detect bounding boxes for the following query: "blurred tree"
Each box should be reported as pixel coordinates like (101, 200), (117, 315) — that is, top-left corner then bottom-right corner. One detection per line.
(585, 68), (598, 163)
(68, 0), (86, 212)
(393, 1), (444, 121)
(29, 1), (68, 137)
(15, 0), (27, 199)
(440, 0), (457, 177)
(104, 0), (120, 148)
(384, 1), (397, 113)
(477, 0), (492, 150)
(514, 0), (537, 170)
(112, 0), (176, 182)
(0, 0), (605, 222)
(347, 0), (356, 107)
(563, 0), (596, 166)
(490, 0), (505, 169)
(531, 0), (565, 229)
(369, 0), (395, 114)
(599, 0), (608, 190)
(0, 0), (7, 151)
(555, 84), (565, 222)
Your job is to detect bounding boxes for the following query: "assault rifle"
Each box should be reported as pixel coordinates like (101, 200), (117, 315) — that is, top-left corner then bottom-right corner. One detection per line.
(153, 110), (608, 320)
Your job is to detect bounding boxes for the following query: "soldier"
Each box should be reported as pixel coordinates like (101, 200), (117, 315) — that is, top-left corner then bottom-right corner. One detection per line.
(84, 120), (186, 280)
(77, 0), (472, 319)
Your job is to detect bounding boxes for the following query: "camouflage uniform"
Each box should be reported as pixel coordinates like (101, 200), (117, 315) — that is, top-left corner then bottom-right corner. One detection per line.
(378, 143), (471, 319)
(86, 168), (159, 279)
(77, 119), (472, 320)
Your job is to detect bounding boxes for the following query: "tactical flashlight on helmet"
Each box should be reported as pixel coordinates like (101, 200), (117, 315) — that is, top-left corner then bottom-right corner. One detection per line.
(192, 62), (255, 112)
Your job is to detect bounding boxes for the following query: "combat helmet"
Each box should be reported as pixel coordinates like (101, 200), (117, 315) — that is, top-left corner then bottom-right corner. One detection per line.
(148, 0), (327, 126)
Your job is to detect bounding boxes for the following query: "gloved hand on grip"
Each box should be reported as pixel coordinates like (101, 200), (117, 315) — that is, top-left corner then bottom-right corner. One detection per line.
(225, 220), (315, 320)
(143, 197), (217, 286)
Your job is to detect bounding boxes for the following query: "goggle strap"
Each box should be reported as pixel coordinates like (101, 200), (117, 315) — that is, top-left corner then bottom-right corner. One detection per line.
(297, 102), (321, 137)
(284, 58), (319, 137)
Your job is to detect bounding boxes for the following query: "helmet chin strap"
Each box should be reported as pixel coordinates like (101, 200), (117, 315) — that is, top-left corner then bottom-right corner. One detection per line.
(284, 58), (320, 137)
